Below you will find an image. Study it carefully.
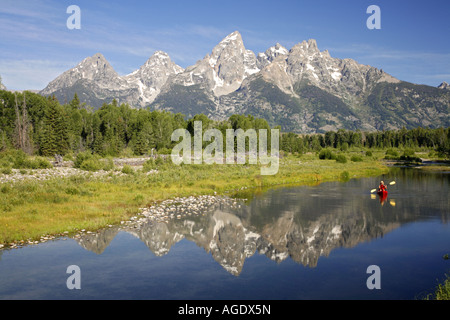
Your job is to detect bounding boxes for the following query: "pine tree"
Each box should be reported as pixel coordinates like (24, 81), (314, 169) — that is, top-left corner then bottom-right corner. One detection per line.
(39, 98), (69, 156)
(133, 122), (155, 155)
(69, 93), (81, 110)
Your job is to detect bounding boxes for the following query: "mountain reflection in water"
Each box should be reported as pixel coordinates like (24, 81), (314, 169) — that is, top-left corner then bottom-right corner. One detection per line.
(73, 168), (449, 276)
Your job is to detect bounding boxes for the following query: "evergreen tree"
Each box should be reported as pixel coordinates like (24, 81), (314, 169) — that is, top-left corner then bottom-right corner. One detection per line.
(133, 122), (155, 155)
(69, 93), (81, 110)
(39, 97), (69, 156)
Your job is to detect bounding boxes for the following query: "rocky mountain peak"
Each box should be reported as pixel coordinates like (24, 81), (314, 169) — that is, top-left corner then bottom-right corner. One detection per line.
(143, 51), (183, 70)
(123, 51), (184, 104)
(208, 31), (259, 95)
(271, 43), (289, 56)
(41, 52), (121, 96)
(209, 31), (245, 68)
(289, 39), (321, 59)
(438, 81), (450, 90)
(126, 51), (183, 83)
(218, 31), (243, 46)
(38, 31), (448, 134)
(166, 31), (259, 97)
(257, 43), (289, 68)
(40, 50), (184, 106)
(78, 53), (119, 80)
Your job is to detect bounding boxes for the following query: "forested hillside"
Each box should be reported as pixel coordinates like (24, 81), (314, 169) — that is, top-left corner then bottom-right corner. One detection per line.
(1, 90), (449, 158)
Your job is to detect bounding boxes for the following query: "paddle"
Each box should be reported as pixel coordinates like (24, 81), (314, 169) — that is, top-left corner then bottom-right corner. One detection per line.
(371, 181), (395, 193)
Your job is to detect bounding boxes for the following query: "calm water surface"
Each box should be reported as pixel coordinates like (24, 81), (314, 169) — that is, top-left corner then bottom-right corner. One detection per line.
(0, 167), (449, 300)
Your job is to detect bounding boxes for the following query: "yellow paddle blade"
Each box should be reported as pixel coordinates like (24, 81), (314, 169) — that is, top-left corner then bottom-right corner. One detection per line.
(370, 189), (377, 193)
(370, 194), (377, 200)
(389, 181), (396, 185)
(390, 199), (396, 207)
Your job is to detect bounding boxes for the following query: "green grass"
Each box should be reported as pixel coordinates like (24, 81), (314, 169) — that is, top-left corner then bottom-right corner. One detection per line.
(0, 152), (388, 244)
(425, 254), (450, 300)
(433, 275), (450, 300)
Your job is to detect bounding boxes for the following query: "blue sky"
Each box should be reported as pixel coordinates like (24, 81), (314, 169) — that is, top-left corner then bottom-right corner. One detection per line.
(1, 0), (449, 90)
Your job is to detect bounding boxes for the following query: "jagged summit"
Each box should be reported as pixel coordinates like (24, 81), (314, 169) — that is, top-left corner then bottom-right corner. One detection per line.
(40, 31), (449, 132)
(218, 30), (242, 45)
(40, 52), (121, 96)
(41, 50), (183, 105)
(438, 81), (449, 90)
(123, 51), (184, 104)
(257, 43), (289, 68)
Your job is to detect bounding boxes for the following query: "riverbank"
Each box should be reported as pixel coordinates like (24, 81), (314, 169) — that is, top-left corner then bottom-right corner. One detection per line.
(0, 152), (389, 246)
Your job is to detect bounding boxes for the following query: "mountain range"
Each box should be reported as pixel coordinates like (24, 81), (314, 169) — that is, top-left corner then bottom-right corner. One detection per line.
(39, 31), (450, 133)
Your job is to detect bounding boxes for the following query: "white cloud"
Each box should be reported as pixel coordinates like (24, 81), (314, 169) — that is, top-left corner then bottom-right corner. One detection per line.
(0, 59), (74, 91)
(0, 0), (60, 20)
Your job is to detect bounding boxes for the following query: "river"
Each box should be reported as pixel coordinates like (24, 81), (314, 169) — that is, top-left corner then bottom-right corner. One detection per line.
(0, 167), (449, 300)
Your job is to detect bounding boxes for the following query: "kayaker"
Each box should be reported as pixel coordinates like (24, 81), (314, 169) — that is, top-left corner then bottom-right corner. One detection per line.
(378, 181), (387, 192)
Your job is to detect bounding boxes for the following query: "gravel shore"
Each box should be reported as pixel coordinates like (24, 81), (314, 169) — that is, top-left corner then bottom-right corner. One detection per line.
(0, 158), (159, 184)
(0, 193), (245, 250)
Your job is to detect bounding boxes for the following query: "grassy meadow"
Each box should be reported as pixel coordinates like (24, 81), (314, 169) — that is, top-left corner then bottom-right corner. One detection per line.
(0, 149), (392, 245)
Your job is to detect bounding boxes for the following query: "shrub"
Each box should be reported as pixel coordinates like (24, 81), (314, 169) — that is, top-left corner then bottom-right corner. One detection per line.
(143, 159), (156, 172)
(365, 150), (373, 157)
(384, 148), (399, 159)
(402, 148), (415, 157)
(74, 151), (94, 168)
(157, 148), (171, 155)
(0, 151), (53, 170)
(340, 170), (350, 181)
(119, 147), (134, 158)
(1, 167), (12, 174)
(0, 150), (15, 166)
(399, 149), (422, 162)
(79, 159), (103, 172)
(74, 151), (105, 171)
(16, 157), (50, 169)
(0, 149), (51, 169)
(340, 142), (349, 152)
(102, 157), (115, 171)
(63, 152), (74, 161)
(351, 155), (363, 162)
(319, 149), (336, 160)
(1, 184), (11, 193)
(32, 157), (52, 169)
(9, 149), (27, 167)
(0, 158), (10, 168)
(155, 156), (165, 165)
(335, 154), (347, 163)
(121, 165), (134, 175)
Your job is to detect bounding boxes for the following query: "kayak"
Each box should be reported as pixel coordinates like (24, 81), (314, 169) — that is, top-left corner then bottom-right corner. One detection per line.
(377, 189), (388, 205)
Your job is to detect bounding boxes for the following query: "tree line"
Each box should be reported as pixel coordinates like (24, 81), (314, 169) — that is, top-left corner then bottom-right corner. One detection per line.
(281, 127), (450, 157)
(0, 90), (449, 158)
